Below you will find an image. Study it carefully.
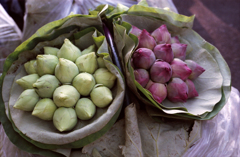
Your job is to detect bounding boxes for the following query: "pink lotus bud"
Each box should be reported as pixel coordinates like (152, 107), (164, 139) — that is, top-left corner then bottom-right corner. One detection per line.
(167, 78), (188, 103)
(185, 79), (198, 98)
(185, 60), (205, 80)
(150, 60), (172, 83)
(171, 58), (192, 81)
(132, 48), (156, 69)
(171, 43), (187, 60)
(151, 24), (171, 44)
(146, 80), (167, 103)
(130, 25), (142, 37)
(153, 44), (174, 63)
(134, 69), (150, 88)
(138, 29), (157, 50)
(171, 36), (180, 44)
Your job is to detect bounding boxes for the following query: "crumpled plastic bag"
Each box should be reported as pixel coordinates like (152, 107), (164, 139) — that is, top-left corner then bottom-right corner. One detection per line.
(183, 87), (240, 157)
(0, 4), (22, 74)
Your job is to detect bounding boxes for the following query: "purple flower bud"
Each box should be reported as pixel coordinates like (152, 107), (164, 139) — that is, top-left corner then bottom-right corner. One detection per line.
(185, 79), (198, 98)
(150, 60), (172, 83)
(132, 48), (156, 69)
(171, 58), (192, 81)
(153, 44), (174, 63)
(171, 43), (187, 60)
(151, 24), (171, 44)
(167, 78), (188, 103)
(134, 69), (150, 88)
(171, 36), (180, 44)
(138, 29), (157, 50)
(146, 80), (167, 103)
(185, 60), (205, 80)
(130, 25), (142, 37)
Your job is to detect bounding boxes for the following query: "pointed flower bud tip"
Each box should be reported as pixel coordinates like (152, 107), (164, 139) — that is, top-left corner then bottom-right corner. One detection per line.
(153, 44), (174, 63)
(151, 24), (171, 44)
(171, 43), (187, 60)
(171, 58), (192, 81)
(138, 29), (157, 50)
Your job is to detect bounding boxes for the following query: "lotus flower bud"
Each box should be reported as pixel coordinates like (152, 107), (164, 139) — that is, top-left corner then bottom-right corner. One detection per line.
(132, 48), (156, 69)
(90, 84), (113, 108)
(24, 60), (37, 74)
(55, 58), (79, 84)
(150, 60), (172, 83)
(57, 38), (81, 62)
(167, 78), (188, 102)
(185, 60), (205, 80)
(153, 44), (174, 63)
(151, 24), (171, 44)
(13, 89), (39, 111)
(43, 46), (59, 56)
(93, 68), (116, 89)
(53, 85), (80, 107)
(171, 43), (187, 60)
(32, 98), (57, 120)
(72, 73), (96, 96)
(16, 74), (39, 89)
(171, 58), (192, 81)
(53, 107), (77, 132)
(130, 25), (142, 37)
(146, 80), (167, 103)
(81, 44), (96, 56)
(97, 56), (106, 68)
(36, 55), (58, 76)
(134, 69), (149, 88)
(75, 98), (96, 120)
(171, 36), (180, 44)
(75, 52), (98, 74)
(138, 29), (156, 50)
(185, 79), (198, 98)
(33, 74), (60, 98)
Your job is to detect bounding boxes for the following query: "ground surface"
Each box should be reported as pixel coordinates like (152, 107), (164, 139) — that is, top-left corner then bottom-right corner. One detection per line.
(173, 0), (240, 90)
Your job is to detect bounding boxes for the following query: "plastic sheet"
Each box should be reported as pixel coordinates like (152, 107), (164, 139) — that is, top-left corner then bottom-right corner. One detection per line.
(0, 4), (22, 74)
(183, 87), (240, 157)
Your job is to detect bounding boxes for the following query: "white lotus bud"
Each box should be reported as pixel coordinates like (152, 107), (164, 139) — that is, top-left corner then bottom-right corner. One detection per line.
(90, 84), (113, 108)
(44, 46), (59, 56)
(57, 38), (81, 62)
(36, 54), (58, 76)
(53, 85), (80, 107)
(33, 74), (60, 98)
(13, 89), (39, 111)
(97, 56), (106, 68)
(93, 68), (116, 89)
(32, 98), (57, 120)
(24, 60), (37, 74)
(72, 73), (95, 96)
(75, 98), (96, 120)
(75, 52), (98, 74)
(55, 58), (79, 84)
(53, 107), (77, 132)
(16, 74), (39, 89)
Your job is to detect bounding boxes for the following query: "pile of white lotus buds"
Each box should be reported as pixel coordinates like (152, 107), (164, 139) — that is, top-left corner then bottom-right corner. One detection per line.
(14, 38), (116, 132)
(131, 25), (205, 103)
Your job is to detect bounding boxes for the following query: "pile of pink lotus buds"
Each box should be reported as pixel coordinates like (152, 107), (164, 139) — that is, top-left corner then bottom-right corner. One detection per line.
(131, 25), (205, 103)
